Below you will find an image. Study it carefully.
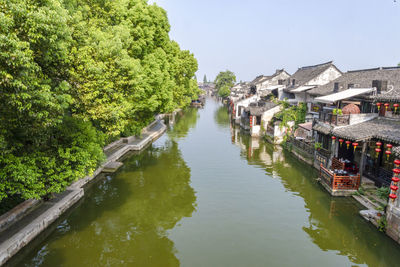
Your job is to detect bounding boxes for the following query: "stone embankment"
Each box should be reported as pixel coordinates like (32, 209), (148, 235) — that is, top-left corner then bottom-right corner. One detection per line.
(0, 118), (167, 266)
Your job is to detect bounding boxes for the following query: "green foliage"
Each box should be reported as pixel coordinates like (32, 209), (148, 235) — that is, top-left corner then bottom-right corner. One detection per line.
(358, 186), (365, 196)
(314, 142), (323, 150)
(332, 109), (343, 116)
(0, 0), (198, 204)
(218, 85), (231, 98)
(275, 102), (307, 129)
(214, 70), (236, 91)
(376, 186), (390, 200)
(203, 74), (207, 84)
(377, 216), (387, 232)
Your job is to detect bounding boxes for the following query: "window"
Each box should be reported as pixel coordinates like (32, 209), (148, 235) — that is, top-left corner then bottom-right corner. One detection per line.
(256, 116), (261, 125)
(278, 79), (284, 85)
(372, 80), (388, 94)
(348, 83), (354, 89)
(334, 82), (339, 92)
(292, 79), (296, 86)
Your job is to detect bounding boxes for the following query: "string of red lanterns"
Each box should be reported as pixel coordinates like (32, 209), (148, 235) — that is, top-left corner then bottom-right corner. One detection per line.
(376, 103), (400, 113)
(390, 165), (400, 203)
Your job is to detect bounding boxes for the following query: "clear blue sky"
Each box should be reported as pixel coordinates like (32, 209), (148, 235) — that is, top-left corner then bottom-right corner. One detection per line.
(152, 0), (400, 82)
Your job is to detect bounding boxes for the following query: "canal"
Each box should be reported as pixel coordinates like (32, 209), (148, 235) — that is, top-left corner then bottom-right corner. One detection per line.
(13, 98), (400, 266)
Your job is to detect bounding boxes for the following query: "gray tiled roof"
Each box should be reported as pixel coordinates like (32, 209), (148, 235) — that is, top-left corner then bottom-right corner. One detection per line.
(308, 67), (400, 97)
(312, 121), (333, 135)
(286, 61), (337, 92)
(327, 117), (400, 144)
(373, 88), (400, 102)
(246, 101), (278, 116)
(250, 69), (290, 87)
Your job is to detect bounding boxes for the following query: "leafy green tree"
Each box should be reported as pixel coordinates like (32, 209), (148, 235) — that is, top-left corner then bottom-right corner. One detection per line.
(0, 0), (199, 204)
(214, 70), (236, 91)
(218, 85), (231, 98)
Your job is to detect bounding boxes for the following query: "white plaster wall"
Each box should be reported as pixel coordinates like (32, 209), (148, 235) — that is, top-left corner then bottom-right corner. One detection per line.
(261, 105), (282, 134)
(234, 95), (258, 119)
(349, 113), (378, 125)
(251, 125), (261, 136)
(307, 66), (342, 86)
(259, 72), (291, 90)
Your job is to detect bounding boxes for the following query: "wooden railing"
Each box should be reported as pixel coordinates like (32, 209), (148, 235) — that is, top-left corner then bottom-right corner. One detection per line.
(320, 164), (360, 190)
(288, 137), (314, 156)
(331, 157), (345, 170)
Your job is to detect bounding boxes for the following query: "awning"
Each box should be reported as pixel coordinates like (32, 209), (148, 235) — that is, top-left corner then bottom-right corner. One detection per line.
(314, 88), (375, 104)
(291, 85), (316, 93)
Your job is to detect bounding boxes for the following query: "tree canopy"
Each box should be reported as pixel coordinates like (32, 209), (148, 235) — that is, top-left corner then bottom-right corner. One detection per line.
(0, 0), (199, 204)
(214, 70), (236, 98)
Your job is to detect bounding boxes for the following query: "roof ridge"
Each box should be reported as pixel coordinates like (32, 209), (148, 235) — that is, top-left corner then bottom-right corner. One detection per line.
(347, 66), (400, 73)
(299, 61), (333, 70)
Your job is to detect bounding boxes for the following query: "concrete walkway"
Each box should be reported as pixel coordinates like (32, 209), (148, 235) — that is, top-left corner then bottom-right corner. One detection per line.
(0, 119), (167, 266)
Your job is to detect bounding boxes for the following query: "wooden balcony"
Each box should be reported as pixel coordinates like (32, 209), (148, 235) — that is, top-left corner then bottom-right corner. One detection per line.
(319, 164), (360, 196)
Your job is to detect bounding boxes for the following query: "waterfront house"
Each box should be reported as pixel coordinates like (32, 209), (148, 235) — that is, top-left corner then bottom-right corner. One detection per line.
(231, 70), (289, 126)
(308, 66), (400, 118)
(241, 101), (282, 136)
(310, 67), (400, 193)
(257, 69), (291, 99)
(283, 61), (342, 108)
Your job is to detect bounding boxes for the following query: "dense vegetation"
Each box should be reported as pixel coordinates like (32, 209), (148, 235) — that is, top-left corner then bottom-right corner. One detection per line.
(214, 70), (236, 98)
(0, 0), (199, 203)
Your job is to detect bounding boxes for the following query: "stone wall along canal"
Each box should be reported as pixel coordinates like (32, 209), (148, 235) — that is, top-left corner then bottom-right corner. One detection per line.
(10, 98), (400, 267)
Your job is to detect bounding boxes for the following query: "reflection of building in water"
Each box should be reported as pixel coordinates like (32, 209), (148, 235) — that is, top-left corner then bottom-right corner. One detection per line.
(230, 124), (288, 167)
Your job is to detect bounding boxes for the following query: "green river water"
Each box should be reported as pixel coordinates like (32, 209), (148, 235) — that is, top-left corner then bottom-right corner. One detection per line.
(12, 98), (400, 266)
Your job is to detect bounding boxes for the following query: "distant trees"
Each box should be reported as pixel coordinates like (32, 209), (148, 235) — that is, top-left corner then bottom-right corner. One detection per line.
(0, 0), (199, 203)
(214, 70), (236, 98)
(203, 74), (208, 84)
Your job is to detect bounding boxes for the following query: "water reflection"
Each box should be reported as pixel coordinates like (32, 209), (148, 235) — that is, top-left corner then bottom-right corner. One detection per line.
(18, 131), (196, 266)
(168, 108), (199, 140)
(214, 105), (230, 129)
(230, 125), (400, 266)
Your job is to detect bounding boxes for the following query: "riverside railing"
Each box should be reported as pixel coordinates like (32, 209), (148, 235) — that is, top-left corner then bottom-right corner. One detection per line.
(320, 164), (361, 190)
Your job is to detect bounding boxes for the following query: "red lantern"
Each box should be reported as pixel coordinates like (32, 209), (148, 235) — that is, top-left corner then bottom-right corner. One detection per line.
(393, 169), (400, 176)
(390, 185), (399, 192)
(346, 140), (351, 149)
(393, 177), (400, 185)
(394, 103), (399, 113)
(331, 136), (336, 144)
(385, 103), (390, 111)
(386, 150), (392, 160)
(394, 159), (400, 168)
(376, 142), (382, 148)
(339, 139), (344, 147)
(375, 148), (382, 157)
(352, 142), (359, 152)
(377, 102), (382, 111)
(389, 194), (397, 202)
(387, 144), (393, 150)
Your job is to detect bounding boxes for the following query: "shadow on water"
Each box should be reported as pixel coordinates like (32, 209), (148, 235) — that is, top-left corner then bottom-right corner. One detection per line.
(13, 112), (198, 267)
(230, 125), (400, 267)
